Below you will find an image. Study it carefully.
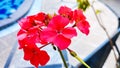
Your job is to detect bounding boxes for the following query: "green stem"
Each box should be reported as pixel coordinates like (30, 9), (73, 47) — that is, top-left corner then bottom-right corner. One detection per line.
(75, 56), (90, 68)
(58, 47), (68, 68)
(67, 48), (90, 68)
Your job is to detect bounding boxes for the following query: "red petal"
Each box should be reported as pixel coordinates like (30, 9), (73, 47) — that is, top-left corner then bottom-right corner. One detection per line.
(18, 40), (25, 49)
(17, 28), (41, 49)
(17, 33), (27, 40)
(23, 46), (33, 60)
(40, 28), (57, 42)
(17, 29), (27, 40)
(48, 15), (69, 30)
(62, 27), (77, 38)
(18, 16), (35, 30)
(76, 20), (90, 35)
(73, 9), (86, 22)
(30, 54), (39, 68)
(58, 6), (72, 16)
(35, 12), (46, 22)
(30, 50), (50, 67)
(23, 45), (39, 60)
(27, 27), (40, 44)
(38, 50), (50, 66)
(17, 29), (27, 49)
(53, 35), (71, 50)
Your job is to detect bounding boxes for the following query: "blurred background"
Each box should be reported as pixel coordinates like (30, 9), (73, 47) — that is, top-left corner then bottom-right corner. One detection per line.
(0, 0), (120, 68)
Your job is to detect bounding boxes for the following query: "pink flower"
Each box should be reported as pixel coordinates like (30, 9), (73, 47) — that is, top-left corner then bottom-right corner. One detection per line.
(73, 9), (90, 35)
(23, 44), (50, 67)
(58, 7), (90, 35)
(40, 15), (77, 50)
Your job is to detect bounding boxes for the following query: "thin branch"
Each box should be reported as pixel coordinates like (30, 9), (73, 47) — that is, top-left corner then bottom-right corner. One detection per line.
(90, 3), (118, 64)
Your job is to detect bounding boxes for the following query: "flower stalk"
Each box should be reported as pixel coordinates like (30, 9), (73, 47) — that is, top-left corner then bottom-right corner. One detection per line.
(58, 47), (68, 68)
(67, 48), (91, 68)
(75, 56), (90, 68)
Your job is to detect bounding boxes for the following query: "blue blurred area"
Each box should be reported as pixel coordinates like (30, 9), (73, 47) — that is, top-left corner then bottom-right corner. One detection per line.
(0, 0), (24, 20)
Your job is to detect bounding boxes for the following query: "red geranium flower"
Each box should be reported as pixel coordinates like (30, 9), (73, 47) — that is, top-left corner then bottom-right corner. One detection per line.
(58, 6), (73, 22)
(17, 27), (41, 49)
(73, 9), (90, 35)
(17, 25), (49, 49)
(17, 5), (91, 68)
(18, 16), (35, 30)
(40, 15), (77, 50)
(18, 12), (47, 30)
(35, 12), (51, 26)
(73, 9), (86, 22)
(35, 12), (46, 22)
(58, 6), (72, 16)
(23, 44), (50, 67)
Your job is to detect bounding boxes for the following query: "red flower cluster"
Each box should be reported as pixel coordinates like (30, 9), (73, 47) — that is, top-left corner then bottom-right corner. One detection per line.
(17, 6), (90, 67)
